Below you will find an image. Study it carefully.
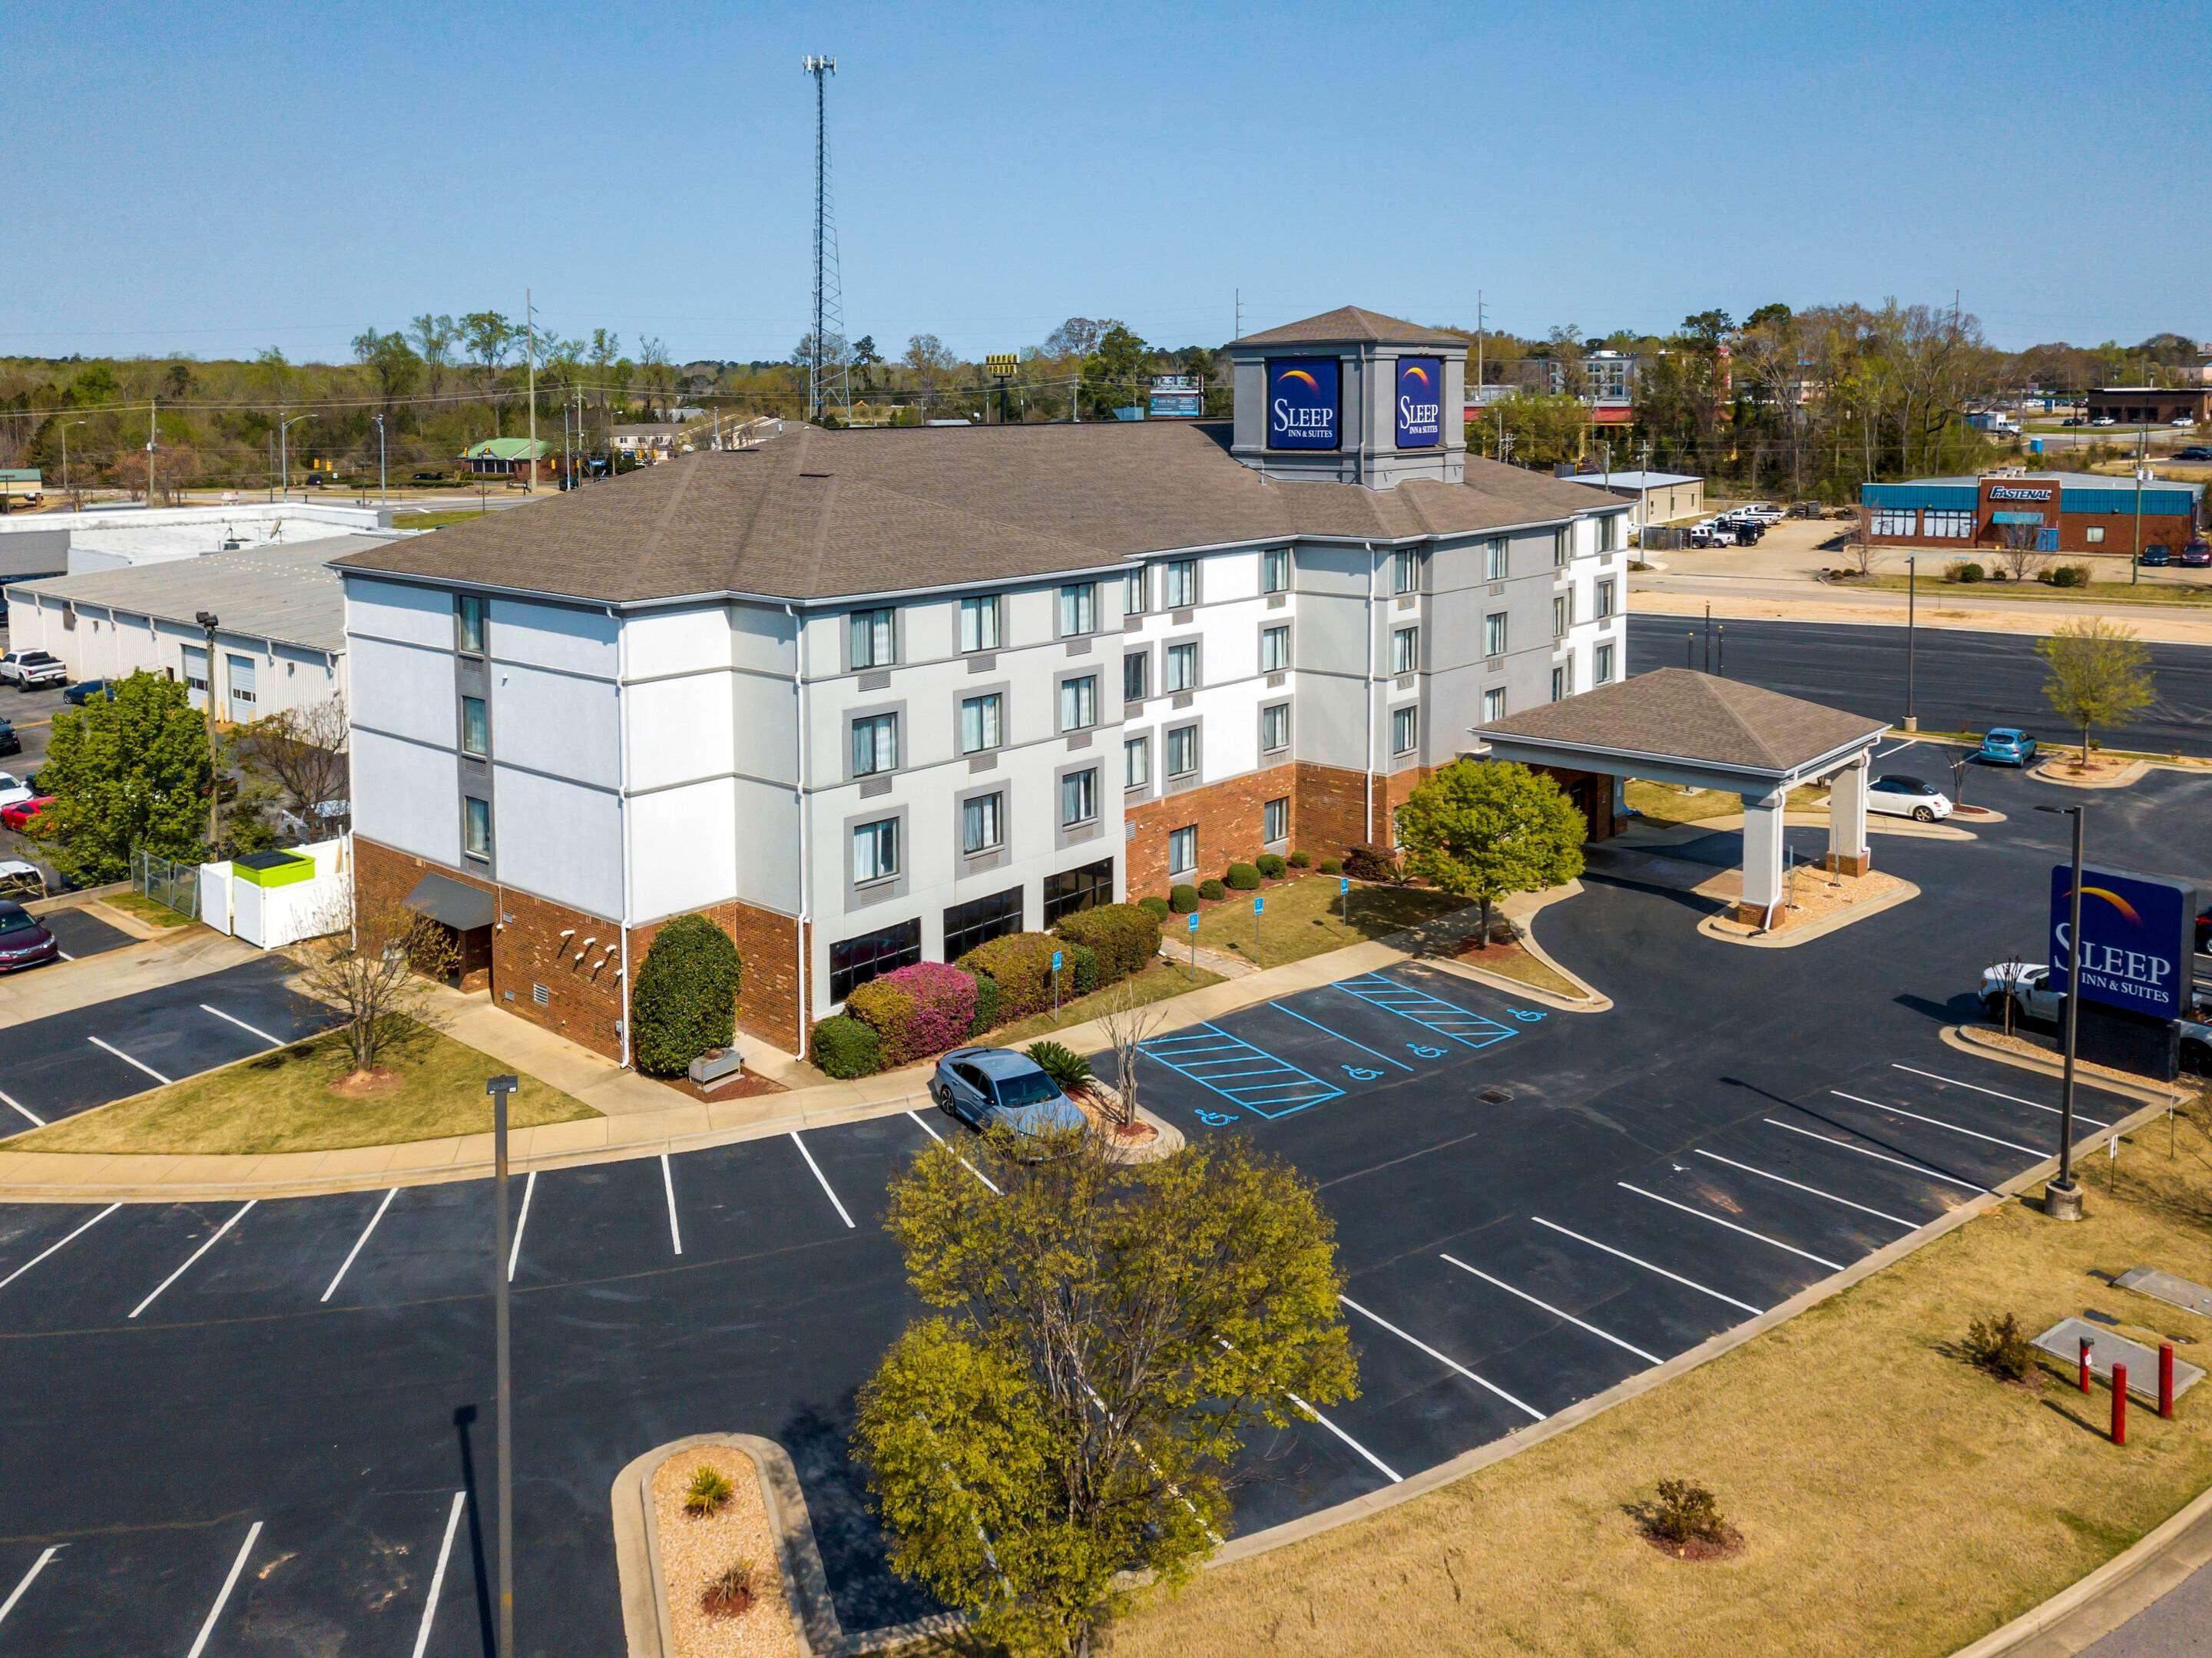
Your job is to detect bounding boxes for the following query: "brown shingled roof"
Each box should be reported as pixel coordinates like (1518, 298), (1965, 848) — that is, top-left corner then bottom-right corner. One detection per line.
(1479, 668), (1886, 776)
(334, 421), (1620, 605)
(1233, 306), (1469, 347)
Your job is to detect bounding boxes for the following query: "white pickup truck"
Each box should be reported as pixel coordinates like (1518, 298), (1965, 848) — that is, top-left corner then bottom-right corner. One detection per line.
(0, 651), (65, 690)
(1982, 961), (2212, 1074)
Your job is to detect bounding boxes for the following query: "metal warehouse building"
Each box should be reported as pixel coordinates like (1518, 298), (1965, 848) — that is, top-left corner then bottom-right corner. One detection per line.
(1860, 471), (2204, 560)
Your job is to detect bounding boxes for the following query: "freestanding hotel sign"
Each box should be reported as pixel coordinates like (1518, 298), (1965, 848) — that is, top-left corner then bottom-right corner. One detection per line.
(1266, 358), (1339, 450)
(2048, 865), (2194, 1021)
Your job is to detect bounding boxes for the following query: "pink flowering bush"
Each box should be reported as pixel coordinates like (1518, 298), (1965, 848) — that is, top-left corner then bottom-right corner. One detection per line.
(844, 961), (979, 1067)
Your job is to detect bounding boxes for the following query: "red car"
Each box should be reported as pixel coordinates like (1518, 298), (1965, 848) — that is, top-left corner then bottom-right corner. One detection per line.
(0, 795), (52, 832)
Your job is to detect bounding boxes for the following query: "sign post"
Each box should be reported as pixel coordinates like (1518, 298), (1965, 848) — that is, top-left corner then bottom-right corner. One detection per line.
(1187, 912), (1199, 979)
(1340, 874), (1351, 929)
(1051, 948), (1063, 1017)
(1253, 893), (1264, 961)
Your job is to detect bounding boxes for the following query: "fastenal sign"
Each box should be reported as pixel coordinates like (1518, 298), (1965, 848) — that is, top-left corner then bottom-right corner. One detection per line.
(1988, 485), (2054, 502)
(2048, 865), (2195, 1019)
(1267, 358), (1339, 450)
(1395, 356), (1442, 448)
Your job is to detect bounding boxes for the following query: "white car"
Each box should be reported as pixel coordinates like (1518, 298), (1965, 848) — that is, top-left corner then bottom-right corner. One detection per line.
(1688, 520), (1738, 548)
(1981, 962), (2059, 1025)
(2091, 415), (2118, 427)
(0, 773), (32, 812)
(1867, 773), (1952, 822)
(0, 652), (65, 690)
(2174, 415), (2198, 429)
(1726, 502), (1784, 526)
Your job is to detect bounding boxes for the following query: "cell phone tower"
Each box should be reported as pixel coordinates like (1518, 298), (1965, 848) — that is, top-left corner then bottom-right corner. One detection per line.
(803, 55), (850, 424)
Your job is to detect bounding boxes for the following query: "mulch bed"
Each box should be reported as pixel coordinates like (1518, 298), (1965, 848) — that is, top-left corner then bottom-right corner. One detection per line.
(651, 1070), (789, 1105)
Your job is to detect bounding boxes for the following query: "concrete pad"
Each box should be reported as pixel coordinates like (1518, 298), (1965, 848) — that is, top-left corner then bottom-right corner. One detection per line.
(2032, 1316), (2204, 1401)
(2114, 1266), (2212, 1319)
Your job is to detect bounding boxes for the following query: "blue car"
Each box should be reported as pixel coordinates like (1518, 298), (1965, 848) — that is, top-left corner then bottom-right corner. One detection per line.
(61, 679), (111, 706)
(929, 1045), (1088, 1143)
(1979, 726), (2037, 766)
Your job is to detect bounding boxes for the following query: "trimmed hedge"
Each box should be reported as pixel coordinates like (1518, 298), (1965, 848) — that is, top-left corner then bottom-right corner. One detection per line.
(845, 961), (977, 1067)
(1066, 941), (1099, 995)
(1318, 858), (1343, 875)
(1224, 862), (1262, 891)
(810, 1014), (880, 1079)
(1942, 560), (1985, 584)
(1137, 895), (1170, 922)
(955, 931), (1074, 1021)
(1053, 902), (1159, 984)
(1256, 853), (1287, 880)
(629, 915), (742, 1077)
(1169, 884), (1201, 914)
(965, 969), (1002, 1036)
(1343, 842), (1400, 882)
(1198, 878), (1226, 901)
(1287, 850), (1312, 869)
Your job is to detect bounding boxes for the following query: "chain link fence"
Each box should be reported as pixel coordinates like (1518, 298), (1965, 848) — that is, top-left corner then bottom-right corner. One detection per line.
(133, 849), (200, 921)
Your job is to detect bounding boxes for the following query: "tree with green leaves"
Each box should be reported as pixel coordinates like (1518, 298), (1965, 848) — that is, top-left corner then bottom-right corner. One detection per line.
(29, 671), (215, 885)
(2038, 616), (2155, 769)
(629, 915), (742, 1077)
(1081, 323), (1150, 419)
(855, 1131), (1355, 1658)
(351, 327), (422, 426)
(1396, 759), (1587, 948)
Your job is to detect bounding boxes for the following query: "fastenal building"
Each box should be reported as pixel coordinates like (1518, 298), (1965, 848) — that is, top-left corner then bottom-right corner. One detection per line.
(333, 306), (1631, 1061)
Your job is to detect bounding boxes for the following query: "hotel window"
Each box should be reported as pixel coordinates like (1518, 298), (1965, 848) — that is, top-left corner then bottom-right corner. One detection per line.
(959, 693), (1002, 755)
(1260, 624), (1290, 673)
(1122, 567), (1146, 616)
(961, 792), (1004, 855)
(1061, 767), (1098, 829)
(456, 594), (486, 655)
(1923, 511), (1975, 539)
(959, 595), (1001, 653)
(852, 817), (899, 884)
(943, 886), (1023, 959)
(1124, 733), (1150, 789)
(1872, 508), (1917, 537)
(1598, 514), (1621, 553)
(1553, 529), (1571, 568)
(1392, 550), (1417, 594)
(849, 607), (896, 670)
(1263, 796), (1289, 845)
(1485, 612), (1508, 656)
(1043, 859), (1114, 926)
(460, 695), (489, 757)
(1551, 662), (1573, 702)
(1391, 626), (1418, 674)
(1392, 706), (1418, 756)
(1594, 578), (1615, 618)
(1553, 595), (1570, 638)
(1260, 702), (1289, 754)
(2085, 526), (2106, 544)
(1164, 640), (1197, 693)
(1059, 674), (1098, 733)
(829, 918), (921, 1003)
(1261, 547), (1290, 594)
(1122, 650), (1149, 703)
(850, 712), (898, 776)
(1594, 642), (1615, 685)
(1168, 825), (1197, 877)
(1160, 558), (1197, 609)
(1058, 581), (1097, 637)
(1482, 687), (1506, 722)
(463, 796), (492, 860)
(1166, 723), (1197, 778)
(1484, 538), (1507, 580)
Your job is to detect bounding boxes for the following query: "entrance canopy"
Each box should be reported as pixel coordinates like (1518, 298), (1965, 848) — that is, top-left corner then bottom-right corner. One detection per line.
(1477, 668), (1890, 922)
(403, 870), (495, 932)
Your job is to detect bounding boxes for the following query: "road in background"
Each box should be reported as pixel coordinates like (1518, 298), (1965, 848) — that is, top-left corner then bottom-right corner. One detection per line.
(1628, 614), (2212, 756)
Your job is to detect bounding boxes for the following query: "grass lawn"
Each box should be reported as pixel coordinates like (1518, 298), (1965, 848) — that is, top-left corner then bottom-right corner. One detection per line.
(1446, 941), (1585, 1000)
(392, 508), (494, 529)
(988, 961), (1224, 1046)
(1846, 571), (2212, 605)
(97, 891), (194, 928)
(1091, 1100), (2212, 1658)
(12, 1018), (598, 1154)
(1184, 875), (1470, 971)
(1625, 779), (1826, 827)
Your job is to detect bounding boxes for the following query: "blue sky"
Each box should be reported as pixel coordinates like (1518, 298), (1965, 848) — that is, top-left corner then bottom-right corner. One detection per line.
(11, 0), (2206, 363)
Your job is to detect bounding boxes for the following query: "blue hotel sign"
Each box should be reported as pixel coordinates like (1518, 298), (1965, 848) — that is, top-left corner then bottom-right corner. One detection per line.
(1267, 358), (1339, 450)
(2048, 865), (2195, 1020)
(1396, 356), (1442, 448)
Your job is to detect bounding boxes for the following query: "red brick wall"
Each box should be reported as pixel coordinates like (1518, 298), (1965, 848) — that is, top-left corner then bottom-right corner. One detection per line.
(1125, 762), (1300, 895)
(633, 898), (808, 1057)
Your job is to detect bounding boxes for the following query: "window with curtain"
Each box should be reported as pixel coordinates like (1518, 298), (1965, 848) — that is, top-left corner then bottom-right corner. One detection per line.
(1483, 687), (1507, 720)
(852, 817), (899, 882)
(959, 693), (1002, 754)
(1485, 612), (1508, 655)
(851, 713), (898, 776)
(1166, 724), (1197, 776)
(1164, 641), (1197, 692)
(1392, 707), (1417, 755)
(1168, 826), (1197, 875)
(961, 793), (1003, 854)
(959, 595), (1001, 652)
(1391, 627), (1418, 673)
(1124, 734), (1150, 789)
(1122, 568), (1146, 616)
(1261, 548), (1290, 593)
(1160, 559), (1197, 608)
(1392, 550), (1416, 593)
(461, 695), (488, 756)
(1122, 651), (1148, 702)
(1263, 797), (1288, 843)
(1060, 768), (1098, 827)
(1260, 625), (1290, 673)
(464, 796), (492, 859)
(1594, 643), (1614, 685)
(456, 594), (486, 654)
(1483, 538), (1506, 580)
(1059, 675), (1098, 732)
(1260, 702), (1288, 753)
(1058, 582), (1096, 636)
(849, 607), (896, 669)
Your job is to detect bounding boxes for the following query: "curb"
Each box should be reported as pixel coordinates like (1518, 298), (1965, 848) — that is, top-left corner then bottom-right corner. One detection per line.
(2029, 759), (2151, 791)
(1942, 1024), (2185, 1107)
(1696, 876), (1922, 949)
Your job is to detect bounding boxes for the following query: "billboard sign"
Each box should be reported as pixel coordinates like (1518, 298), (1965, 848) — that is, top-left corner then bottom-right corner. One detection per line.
(2048, 865), (2195, 1020)
(1395, 356), (1442, 448)
(1267, 358), (1339, 451)
(1148, 374), (1202, 419)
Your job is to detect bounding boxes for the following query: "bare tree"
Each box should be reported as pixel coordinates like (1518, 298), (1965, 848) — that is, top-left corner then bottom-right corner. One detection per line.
(1997, 522), (2044, 584)
(293, 888), (457, 1077)
(1094, 983), (1166, 1133)
(1847, 507), (1877, 577)
(237, 696), (349, 835)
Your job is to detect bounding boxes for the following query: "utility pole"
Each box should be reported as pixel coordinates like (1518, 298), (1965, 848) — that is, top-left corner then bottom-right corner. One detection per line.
(486, 1074), (520, 1655)
(1905, 553), (1919, 730)
(61, 419), (85, 498)
(525, 289), (539, 493)
(372, 414), (387, 508)
(145, 399), (157, 504)
(1475, 290), (1484, 399)
(279, 412), (306, 504)
(194, 611), (221, 849)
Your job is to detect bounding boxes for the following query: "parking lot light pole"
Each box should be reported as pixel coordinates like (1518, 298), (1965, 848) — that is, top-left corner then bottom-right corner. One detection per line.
(1904, 554), (1919, 732)
(2035, 804), (2086, 1220)
(194, 611), (220, 850)
(486, 1074), (520, 1655)
(371, 414), (387, 508)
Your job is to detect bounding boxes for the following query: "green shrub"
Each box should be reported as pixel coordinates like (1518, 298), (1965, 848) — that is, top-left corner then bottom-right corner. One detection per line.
(965, 970), (1002, 1036)
(1318, 858), (1343, 875)
(1067, 940), (1099, 994)
(1642, 1478), (1730, 1547)
(1343, 842), (1400, 882)
(1962, 1312), (2037, 1384)
(1255, 853), (1287, 880)
(1287, 849), (1312, 869)
(684, 1465), (733, 1518)
(810, 1014), (881, 1079)
(956, 932), (1072, 1021)
(2043, 562), (2092, 588)
(1137, 895), (1170, 922)
(843, 978), (918, 1060)
(1025, 1039), (1092, 1094)
(1054, 902), (1161, 983)
(700, 1561), (755, 1619)
(1169, 883), (1201, 914)
(1198, 878), (1226, 901)
(630, 915), (743, 1077)
(1224, 862), (1262, 891)
(843, 962), (977, 1067)
(1943, 560), (1985, 584)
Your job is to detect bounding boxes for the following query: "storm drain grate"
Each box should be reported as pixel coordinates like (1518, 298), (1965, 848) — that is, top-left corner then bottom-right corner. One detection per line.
(1475, 1086), (1514, 1105)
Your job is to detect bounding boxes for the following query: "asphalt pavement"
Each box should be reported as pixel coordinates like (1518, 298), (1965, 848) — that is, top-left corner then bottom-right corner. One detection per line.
(1629, 614), (2212, 756)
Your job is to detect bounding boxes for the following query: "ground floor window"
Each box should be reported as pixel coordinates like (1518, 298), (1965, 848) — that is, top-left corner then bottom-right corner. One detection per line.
(2086, 526), (2106, 544)
(1922, 510), (1974, 538)
(1168, 825), (1197, 877)
(1263, 796), (1289, 844)
(943, 886), (1023, 961)
(830, 917), (922, 1004)
(1871, 508), (1916, 537)
(1043, 857), (1114, 926)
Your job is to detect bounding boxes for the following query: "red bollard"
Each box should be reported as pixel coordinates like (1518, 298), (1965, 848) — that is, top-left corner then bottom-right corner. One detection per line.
(2113, 1364), (2129, 1446)
(2080, 1336), (2094, 1393)
(2161, 1344), (2176, 1421)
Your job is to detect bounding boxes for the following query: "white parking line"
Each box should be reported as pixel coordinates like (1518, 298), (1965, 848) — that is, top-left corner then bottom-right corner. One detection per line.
(1437, 1254), (1664, 1366)
(1764, 1117), (1995, 1193)
(1873, 739), (1918, 760)
(185, 1521), (262, 1658)
(1889, 1064), (2111, 1130)
(506, 1171), (538, 1280)
(88, 1034), (171, 1087)
(1290, 1389), (1402, 1483)
(51, 948), (74, 962)
(661, 1153), (684, 1256)
(0, 1203), (121, 1292)
(129, 1202), (255, 1318)
(1339, 1294), (1546, 1421)
(1618, 1181), (1847, 1272)
(0, 1086), (44, 1128)
(1830, 1090), (2044, 1157)
(200, 1003), (285, 1049)
(790, 1131), (855, 1228)
(0, 1546), (59, 1626)
(1530, 1216), (1767, 1317)
(320, 1187), (399, 1302)
(410, 1491), (468, 1658)
(906, 1110), (1005, 1194)
(1693, 1149), (1921, 1230)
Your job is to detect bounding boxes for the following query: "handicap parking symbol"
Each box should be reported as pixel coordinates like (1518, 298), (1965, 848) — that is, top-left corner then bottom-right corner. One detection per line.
(1341, 1064), (1382, 1081)
(1194, 1108), (1239, 1127)
(1510, 1008), (1547, 1023)
(1407, 1043), (1446, 1059)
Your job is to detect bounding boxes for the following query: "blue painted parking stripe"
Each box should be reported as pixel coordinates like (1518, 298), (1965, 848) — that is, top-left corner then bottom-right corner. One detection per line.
(1260, 1001), (1415, 1071)
(1140, 1021), (1343, 1120)
(1331, 974), (1519, 1049)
